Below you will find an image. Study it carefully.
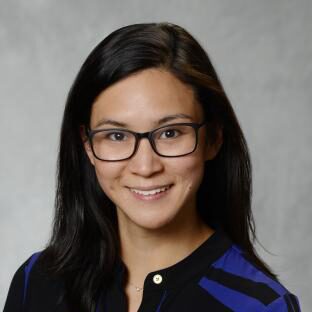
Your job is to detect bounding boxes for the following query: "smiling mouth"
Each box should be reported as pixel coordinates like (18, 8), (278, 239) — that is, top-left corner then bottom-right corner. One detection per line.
(129, 184), (173, 196)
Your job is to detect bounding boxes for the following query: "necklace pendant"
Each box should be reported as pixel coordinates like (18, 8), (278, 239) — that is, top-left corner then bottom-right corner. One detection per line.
(135, 286), (142, 292)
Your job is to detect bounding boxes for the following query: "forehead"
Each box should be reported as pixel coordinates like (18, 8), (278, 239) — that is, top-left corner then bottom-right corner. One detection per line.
(90, 68), (204, 129)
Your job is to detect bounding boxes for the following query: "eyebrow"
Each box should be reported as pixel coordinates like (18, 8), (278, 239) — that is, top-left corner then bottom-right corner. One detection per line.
(94, 113), (194, 128)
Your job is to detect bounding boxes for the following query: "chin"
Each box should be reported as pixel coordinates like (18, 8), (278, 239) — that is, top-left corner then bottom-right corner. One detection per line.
(129, 211), (179, 231)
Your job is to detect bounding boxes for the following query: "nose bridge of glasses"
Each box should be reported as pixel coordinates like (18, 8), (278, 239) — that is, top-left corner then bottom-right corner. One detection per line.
(134, 130), (157, 154)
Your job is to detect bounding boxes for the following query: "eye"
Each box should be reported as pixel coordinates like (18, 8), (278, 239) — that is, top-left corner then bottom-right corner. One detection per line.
(159, 128), (180, 139)
(106, 131), (128, 141)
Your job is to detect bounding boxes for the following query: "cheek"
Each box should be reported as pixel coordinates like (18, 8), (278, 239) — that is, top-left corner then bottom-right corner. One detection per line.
(92, 161), (123, 193)
(171, 155), (205, 189)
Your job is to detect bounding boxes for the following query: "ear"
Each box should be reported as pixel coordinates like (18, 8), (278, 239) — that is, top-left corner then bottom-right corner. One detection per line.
(205, 126), (223, 161)
(80, 125), (95, 166)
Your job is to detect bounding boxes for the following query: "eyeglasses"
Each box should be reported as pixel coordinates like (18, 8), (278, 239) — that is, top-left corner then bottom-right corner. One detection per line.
(86, 122), (206, 161)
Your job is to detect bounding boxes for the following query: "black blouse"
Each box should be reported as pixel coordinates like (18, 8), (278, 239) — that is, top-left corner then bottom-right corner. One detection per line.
(4, 230), (301, 311)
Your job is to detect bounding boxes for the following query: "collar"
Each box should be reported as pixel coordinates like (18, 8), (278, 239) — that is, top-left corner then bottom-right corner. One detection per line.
(114, 229), (233, 292)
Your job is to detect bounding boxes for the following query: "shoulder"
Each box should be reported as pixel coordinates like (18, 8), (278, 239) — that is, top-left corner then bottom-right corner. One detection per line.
(199, 244), (301, 311)
(4, 251), (67, 312)
(3, 254), (31, 311)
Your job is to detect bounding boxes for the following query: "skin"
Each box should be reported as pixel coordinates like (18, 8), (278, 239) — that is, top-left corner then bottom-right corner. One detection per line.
(84, 68), (222, 311)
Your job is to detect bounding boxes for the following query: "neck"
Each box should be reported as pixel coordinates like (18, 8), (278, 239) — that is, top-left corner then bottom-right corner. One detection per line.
(117, 210), (214, 289)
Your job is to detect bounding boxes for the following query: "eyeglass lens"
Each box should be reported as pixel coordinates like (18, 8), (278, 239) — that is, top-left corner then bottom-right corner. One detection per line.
(91, 124), (198, 161)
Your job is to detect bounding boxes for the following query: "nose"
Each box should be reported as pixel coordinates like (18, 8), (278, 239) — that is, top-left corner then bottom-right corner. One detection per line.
(127, 137), (164, 177)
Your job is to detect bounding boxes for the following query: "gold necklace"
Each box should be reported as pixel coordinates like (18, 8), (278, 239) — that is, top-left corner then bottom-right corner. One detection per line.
(129, 282), (144, 292)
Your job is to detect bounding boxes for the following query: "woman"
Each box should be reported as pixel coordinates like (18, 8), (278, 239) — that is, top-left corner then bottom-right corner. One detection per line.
(4, 22), (300, 312)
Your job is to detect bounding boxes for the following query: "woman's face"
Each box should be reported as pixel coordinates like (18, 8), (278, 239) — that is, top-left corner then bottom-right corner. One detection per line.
(85, 68), (221, 232)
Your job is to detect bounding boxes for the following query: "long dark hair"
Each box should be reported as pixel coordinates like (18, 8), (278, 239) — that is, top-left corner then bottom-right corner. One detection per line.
(40, 22), (277, 311)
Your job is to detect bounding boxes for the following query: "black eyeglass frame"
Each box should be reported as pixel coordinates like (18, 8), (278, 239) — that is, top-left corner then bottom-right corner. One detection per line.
(86, 121), (207, 162)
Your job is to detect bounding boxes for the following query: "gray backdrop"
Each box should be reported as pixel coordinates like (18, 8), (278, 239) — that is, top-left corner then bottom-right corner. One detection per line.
(1, 0), (311, 310)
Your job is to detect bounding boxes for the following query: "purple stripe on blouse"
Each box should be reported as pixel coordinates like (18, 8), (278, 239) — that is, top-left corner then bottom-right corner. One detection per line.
(212, 245), (287, 296)
(23, 252), (42, 304)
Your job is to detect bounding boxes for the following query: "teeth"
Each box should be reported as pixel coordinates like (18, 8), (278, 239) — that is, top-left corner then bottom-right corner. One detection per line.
(130, 185), (171, 196)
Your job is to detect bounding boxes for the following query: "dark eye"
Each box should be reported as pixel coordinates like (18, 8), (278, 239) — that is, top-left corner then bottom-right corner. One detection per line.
(159, 129), (180, 139)
(107, 131), (128, 141)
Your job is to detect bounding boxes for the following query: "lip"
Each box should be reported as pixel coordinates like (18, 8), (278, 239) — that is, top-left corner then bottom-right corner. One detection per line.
(127, 184), (173, 201)
(127, 184), (173, 191)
